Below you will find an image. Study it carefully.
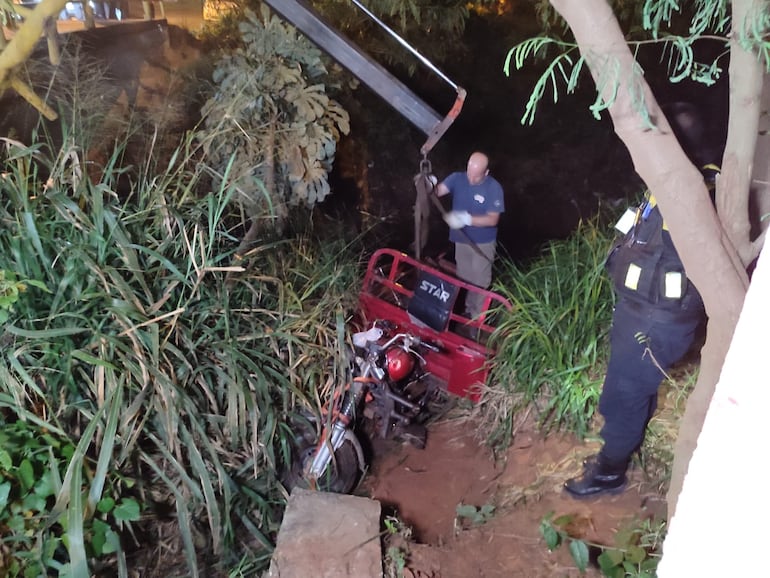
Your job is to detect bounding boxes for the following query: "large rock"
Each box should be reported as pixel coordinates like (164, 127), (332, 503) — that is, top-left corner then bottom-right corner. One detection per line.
(268, 489), (383, 578)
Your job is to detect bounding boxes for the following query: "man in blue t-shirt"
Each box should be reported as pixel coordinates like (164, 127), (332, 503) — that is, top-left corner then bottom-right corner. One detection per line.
(434, 151), (505, 319)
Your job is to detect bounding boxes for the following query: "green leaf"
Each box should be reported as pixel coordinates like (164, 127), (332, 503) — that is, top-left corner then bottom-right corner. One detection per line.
(18, 458), (34, 493)
(97, 497), (115, 514)
(102, 526), (120, 554)
(41, 434), (62, 449)
(70, 349), (118, 369)
(552, 513), (573, 527)
(455, 504), (478, 519)
(23, 279), (50, 292)
(66, 459), (88, 578)
(113, 499), (141, 522)
(540, 519), (561, 551)
(613, 524), (636, 547)
(569, 539), (590, 572)
(7, 512), (25, 533)
(87, 382), (123, 514)
(0, 284), (18, 308)
(598, 548), (625, 569)
(4, 325), (87, 339)
(22, 491), (47, 513)
(0, 481), (11, 509)
(91, 519), (108, 556)
(626, 544), (647, 564)
(33, 470), (56, 498)
(479, 503), (495, 517)
(0, 448), (12, 470)
(91, 518), (120, 556)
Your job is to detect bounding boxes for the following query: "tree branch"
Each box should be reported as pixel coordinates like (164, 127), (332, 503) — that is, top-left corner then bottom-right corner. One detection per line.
(0, 0), (69, 120)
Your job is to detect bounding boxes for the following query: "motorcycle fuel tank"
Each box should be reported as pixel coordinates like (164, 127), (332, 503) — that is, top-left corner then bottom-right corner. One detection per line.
(385, 346), (415, 381)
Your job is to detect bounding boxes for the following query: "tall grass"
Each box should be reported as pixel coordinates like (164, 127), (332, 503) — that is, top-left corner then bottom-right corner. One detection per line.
(0, 120), (362, 575)
(477, 219), (617, 451)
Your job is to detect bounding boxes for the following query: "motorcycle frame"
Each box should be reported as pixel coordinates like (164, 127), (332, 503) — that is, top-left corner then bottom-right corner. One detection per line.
(305, 330), (434, 485)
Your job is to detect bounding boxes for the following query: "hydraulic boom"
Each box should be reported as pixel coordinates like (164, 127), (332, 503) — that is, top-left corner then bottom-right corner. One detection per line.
(262, 0), (465, 155)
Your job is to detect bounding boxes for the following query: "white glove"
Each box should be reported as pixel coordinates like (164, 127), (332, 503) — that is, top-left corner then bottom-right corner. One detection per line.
(444, 210), (472, 230)
(427, 174), (438, 187)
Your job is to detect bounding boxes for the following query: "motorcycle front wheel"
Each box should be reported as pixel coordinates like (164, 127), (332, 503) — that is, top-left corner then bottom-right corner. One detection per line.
(285, 428), (365, 494)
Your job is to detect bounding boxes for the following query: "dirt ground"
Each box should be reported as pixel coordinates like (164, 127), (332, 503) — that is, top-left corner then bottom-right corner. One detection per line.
(363, 416), (665, 578)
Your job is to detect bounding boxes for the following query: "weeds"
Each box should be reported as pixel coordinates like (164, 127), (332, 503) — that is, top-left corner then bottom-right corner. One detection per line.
(383, 515), (413, 578)
(0, 114), (361, 575)
(476, 218), (616, 450)
(0, 269), (48, 324)
(639, 365), (699, 494)
(540, 511), (664, 577)
(197, 6), (350, 234)
(455, 502), (496, 530)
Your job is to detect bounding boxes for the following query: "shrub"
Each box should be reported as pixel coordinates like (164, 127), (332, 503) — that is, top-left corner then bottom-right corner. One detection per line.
(477, 218), (617, 450)
(0, 125), (361, 575)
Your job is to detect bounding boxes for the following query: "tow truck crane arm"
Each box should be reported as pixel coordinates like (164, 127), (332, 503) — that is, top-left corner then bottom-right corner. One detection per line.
(262, 0), (465, 156)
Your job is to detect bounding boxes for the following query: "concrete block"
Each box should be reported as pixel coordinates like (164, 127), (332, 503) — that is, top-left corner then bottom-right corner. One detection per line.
(268, 488), (383, 578)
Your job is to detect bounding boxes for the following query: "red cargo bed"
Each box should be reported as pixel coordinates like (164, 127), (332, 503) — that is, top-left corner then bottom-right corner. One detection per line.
(357, 249), (512, 401)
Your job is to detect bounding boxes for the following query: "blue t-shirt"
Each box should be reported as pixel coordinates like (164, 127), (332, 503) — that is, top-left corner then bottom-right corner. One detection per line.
(442, 171), (505, 244)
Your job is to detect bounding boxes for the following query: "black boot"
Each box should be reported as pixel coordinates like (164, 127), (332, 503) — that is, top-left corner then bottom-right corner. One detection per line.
(564, 454), (627, 499)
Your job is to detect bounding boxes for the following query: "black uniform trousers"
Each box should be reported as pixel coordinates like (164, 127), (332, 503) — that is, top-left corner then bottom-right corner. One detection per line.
(598, 296), (703, 466)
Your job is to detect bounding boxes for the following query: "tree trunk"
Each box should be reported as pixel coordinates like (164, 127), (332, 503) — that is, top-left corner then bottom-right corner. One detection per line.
(749, 73), (770, 249)
(671, 0), (766, 513)
(717, 0), (765, 267)
(549, 0), (748, 518)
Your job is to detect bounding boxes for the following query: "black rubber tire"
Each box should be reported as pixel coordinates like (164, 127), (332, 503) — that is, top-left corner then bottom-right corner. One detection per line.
(286, 434), (363, 494)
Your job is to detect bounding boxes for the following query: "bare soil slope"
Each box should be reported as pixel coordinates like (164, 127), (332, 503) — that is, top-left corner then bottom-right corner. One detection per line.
(364, 417), (664, 577)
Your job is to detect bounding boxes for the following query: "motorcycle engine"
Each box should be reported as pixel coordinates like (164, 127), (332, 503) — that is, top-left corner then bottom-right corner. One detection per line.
(385, 346), (415, 382)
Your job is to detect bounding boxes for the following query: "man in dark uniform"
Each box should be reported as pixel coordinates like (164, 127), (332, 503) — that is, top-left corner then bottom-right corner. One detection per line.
(564, 101), (720, 499)
(564, 194), (706, 498)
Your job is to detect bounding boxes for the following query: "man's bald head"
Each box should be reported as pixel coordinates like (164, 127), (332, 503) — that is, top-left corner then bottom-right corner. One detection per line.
(466, 152), (490, 185)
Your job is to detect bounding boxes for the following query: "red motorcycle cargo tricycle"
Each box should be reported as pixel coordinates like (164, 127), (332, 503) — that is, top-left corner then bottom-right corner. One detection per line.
(285, 249), (512, 493)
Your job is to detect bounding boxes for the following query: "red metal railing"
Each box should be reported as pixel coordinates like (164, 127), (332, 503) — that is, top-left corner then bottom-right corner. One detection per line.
(357, 249), (512, 400)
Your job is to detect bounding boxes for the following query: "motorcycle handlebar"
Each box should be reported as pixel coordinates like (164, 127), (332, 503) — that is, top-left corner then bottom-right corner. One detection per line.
(377, 331), (442, 354)
(355, 322), (442, 354)
(416, 338), (441, 353)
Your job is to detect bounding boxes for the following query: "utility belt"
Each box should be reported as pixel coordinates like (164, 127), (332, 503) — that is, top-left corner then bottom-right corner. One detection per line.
(616, 292), (703, 323)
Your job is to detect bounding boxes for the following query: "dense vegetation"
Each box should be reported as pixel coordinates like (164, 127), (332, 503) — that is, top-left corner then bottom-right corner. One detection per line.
(0, 120), (363, 573)
(0, 129), (633, 574)
(479, 218), (616, 450)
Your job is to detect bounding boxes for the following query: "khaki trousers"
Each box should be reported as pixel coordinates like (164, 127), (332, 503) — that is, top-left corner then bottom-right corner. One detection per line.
(454, 241), (496, 318)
